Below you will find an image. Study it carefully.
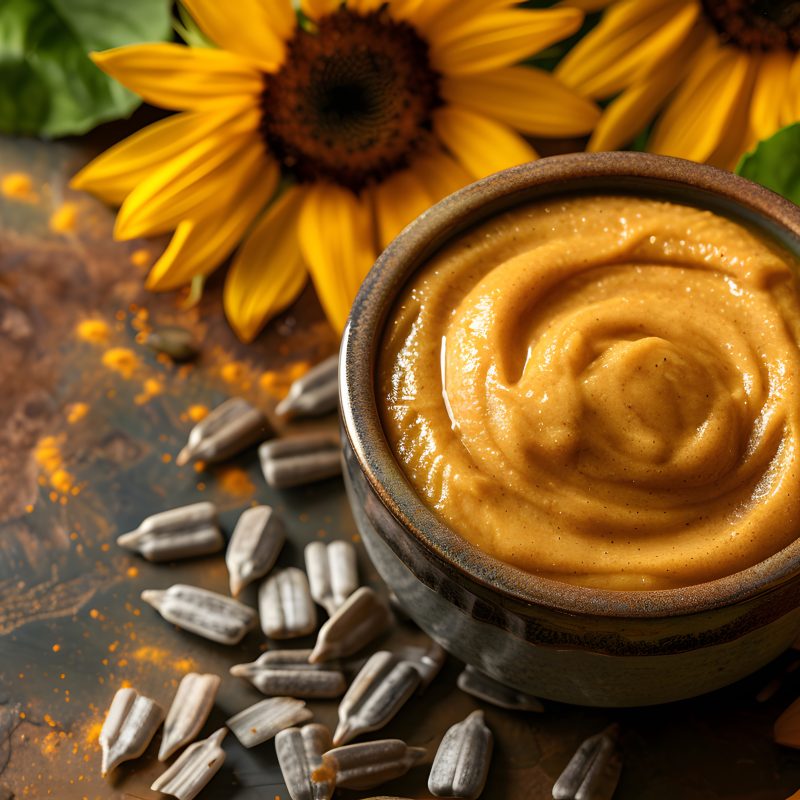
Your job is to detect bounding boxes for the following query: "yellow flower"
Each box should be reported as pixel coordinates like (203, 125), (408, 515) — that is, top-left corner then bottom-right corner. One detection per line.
(71, 0), (599, 341)
(557, 0), (800, 169)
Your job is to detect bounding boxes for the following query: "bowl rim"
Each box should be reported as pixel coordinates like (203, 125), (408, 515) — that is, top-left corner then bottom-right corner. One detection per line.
(340, 150), (800, 619)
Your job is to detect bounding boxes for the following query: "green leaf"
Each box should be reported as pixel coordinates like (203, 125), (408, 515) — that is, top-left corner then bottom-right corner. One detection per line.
(0, 0), (171, 137)
(735, 123), (800, 206)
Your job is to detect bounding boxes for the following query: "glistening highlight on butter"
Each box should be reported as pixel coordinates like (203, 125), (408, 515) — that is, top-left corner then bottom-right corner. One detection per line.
(378, 196), (800, 590)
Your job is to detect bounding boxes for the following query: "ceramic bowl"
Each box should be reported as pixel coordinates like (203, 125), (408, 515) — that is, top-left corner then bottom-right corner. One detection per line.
(339, 151), (800, 707)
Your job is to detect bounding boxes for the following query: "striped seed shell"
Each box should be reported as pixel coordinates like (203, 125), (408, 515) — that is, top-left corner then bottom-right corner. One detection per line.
(230, 652), (346, 699)
(334, 651), (421, 746)
(309, 586), (392, 664)
(141, 584), (256, 645)
(305, 540), (359, 616)
(159, 672), (221, 760)
(100, 687), (164, 776)
(176, 397), (270, 466)
(259, 432), (342, 489)
(227, 697), (313, 748)
(227, 505), (286, 596)
(275, 354), (339, 419)
(324, 739), (427, 790)
(117, 501), (223, 562)
(457, 666), (544, 712)
(399, 641), (447, 693)
(259, 567), (317, 639)
(151, 728), (227, 800)
(428, 710), (493, 800)
(552, 725), (622, 800)
(275, 723), (335, 800)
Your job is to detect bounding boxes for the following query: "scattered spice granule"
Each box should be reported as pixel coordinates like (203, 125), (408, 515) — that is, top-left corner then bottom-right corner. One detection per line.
(108, 641), (119, 653)
(187, 404), (209, 422)
(126, 566), (138, 578)
(66, 402), (89, 424)
(1, 172), (36, 201)
(101, 543), (110, 552)
(161, 453), (172, 463)
(220, 361), (247, 385)
(101, 347), (138, 379)
(134, 377), (164, 405)
(194, 461), (206, 473)
(51, 644), (60, 653)
(173, 657), (197, 673)
(24, 504), (33, 513)
(130, 248), (151, 268)
(115, 310), (126, 321)
(288, 361), (310, 381)
(197, 482), (206, 491)
(75, 318), (110, 343)
(217, 466), (255, 497)
(43, 713), (57, 728)
(49, 202), (78, 233)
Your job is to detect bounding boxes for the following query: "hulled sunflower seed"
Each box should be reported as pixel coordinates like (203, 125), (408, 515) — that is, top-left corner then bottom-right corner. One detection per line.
(141, 584), (256, 645)
(259, 567), (317, 639)
(230, 652), (346, 699)
(457, 666), (544, 712)
(145, 326), (199, 362)
(226, 697), (313, 748)
(276, 354), (339, 419)
(428, 710), (492, 799)
(309, 586), (392, 664)
(305, 540), (359, 616)
(275, 723), (335, 800)
(552, 724), (622, 800)
(333, 651), (421, 745)
(117, 501), (223, 562)
(151, 728), (227, 800)
(159, 672), (221, 761)
(324, 739), (427, 790)
(227, 505), (286, 596)
(399, 641), (447, 693)
(176, 397), (270, 466)
(259, 433), (342, 489)
(100, 687), (164, 776)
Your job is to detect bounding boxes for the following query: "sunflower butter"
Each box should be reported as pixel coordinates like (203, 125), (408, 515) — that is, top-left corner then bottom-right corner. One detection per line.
(378, 196), (800, 590)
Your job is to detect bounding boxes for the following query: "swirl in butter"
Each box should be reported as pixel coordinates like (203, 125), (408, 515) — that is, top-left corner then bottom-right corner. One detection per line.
(378, 196), (800, 590)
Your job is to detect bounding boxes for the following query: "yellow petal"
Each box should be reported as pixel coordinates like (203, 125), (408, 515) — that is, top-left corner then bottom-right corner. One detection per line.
(434, 106), (537, 180)
(750, 51), (793, 142)
(781, 53), (800, 127)
(182, 0), (287, 70)
(410, 150), (474, 202)
(298, 183), (376, 332)
(429, 8), (583, 76)
(386, 0), (425, 22)
(224, 187), (309, 342)
(90, 44), (264, 111)
(408, 0), (517, 38)
(347, 0), (386, 13)
(649, 39), (750, 163)
(71, 110), (236, 205)
(561, 0), (613, 10)
(374, 168), (433, 249)
(147, 163), (279, 291)
(442, 66), (599, 137)
(587, 25), (706, 152)
(301, 0), (342, 20)
(114, 115), (264, 240)
(556, 0), (682, 95)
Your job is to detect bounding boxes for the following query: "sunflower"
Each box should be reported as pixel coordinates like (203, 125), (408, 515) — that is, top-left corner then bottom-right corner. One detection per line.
(556, 0), (800, 169)
(71, 0), (600, 341)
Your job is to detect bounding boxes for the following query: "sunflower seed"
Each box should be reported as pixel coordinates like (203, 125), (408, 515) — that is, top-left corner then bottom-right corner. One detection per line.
(159, 672), (221, 760)
(259, 567), (318, 639)
(457, 666), (545, 712)
(309, 586), (393, 664)
(117, 501), (223, 562)
(305, 540), (359, 616)
(276, 354), (339, 419)
(231, 652), (346, 699)
(226, 505), (286, 596)
(552, 724), (622, 800)
(141, 584), (256, 645)
(145, 326), (199, 362)
(259, 432), (342, 488)
(399, 640), (447, 693)
(151, 728), (226, 800)
(428, 710), (492, 799)
(333, 651), (421, 746)
(226, 697), (313, 748)
(275, 723), (335, 800)
(324, 739), (427, 790)
(176, 397), (271, 466)
(100, 687), (165, 776)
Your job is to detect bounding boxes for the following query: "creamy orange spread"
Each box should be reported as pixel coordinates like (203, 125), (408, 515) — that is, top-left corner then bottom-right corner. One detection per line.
(378, 196), (800, 590)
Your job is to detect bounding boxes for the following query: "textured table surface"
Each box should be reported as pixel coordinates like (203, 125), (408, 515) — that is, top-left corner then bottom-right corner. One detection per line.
(1, 134), (800, 800)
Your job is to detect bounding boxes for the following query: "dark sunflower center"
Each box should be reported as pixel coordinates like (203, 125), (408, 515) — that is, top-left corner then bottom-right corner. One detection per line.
(701, 0), (800, 50)
(261, 7), (442, 192)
